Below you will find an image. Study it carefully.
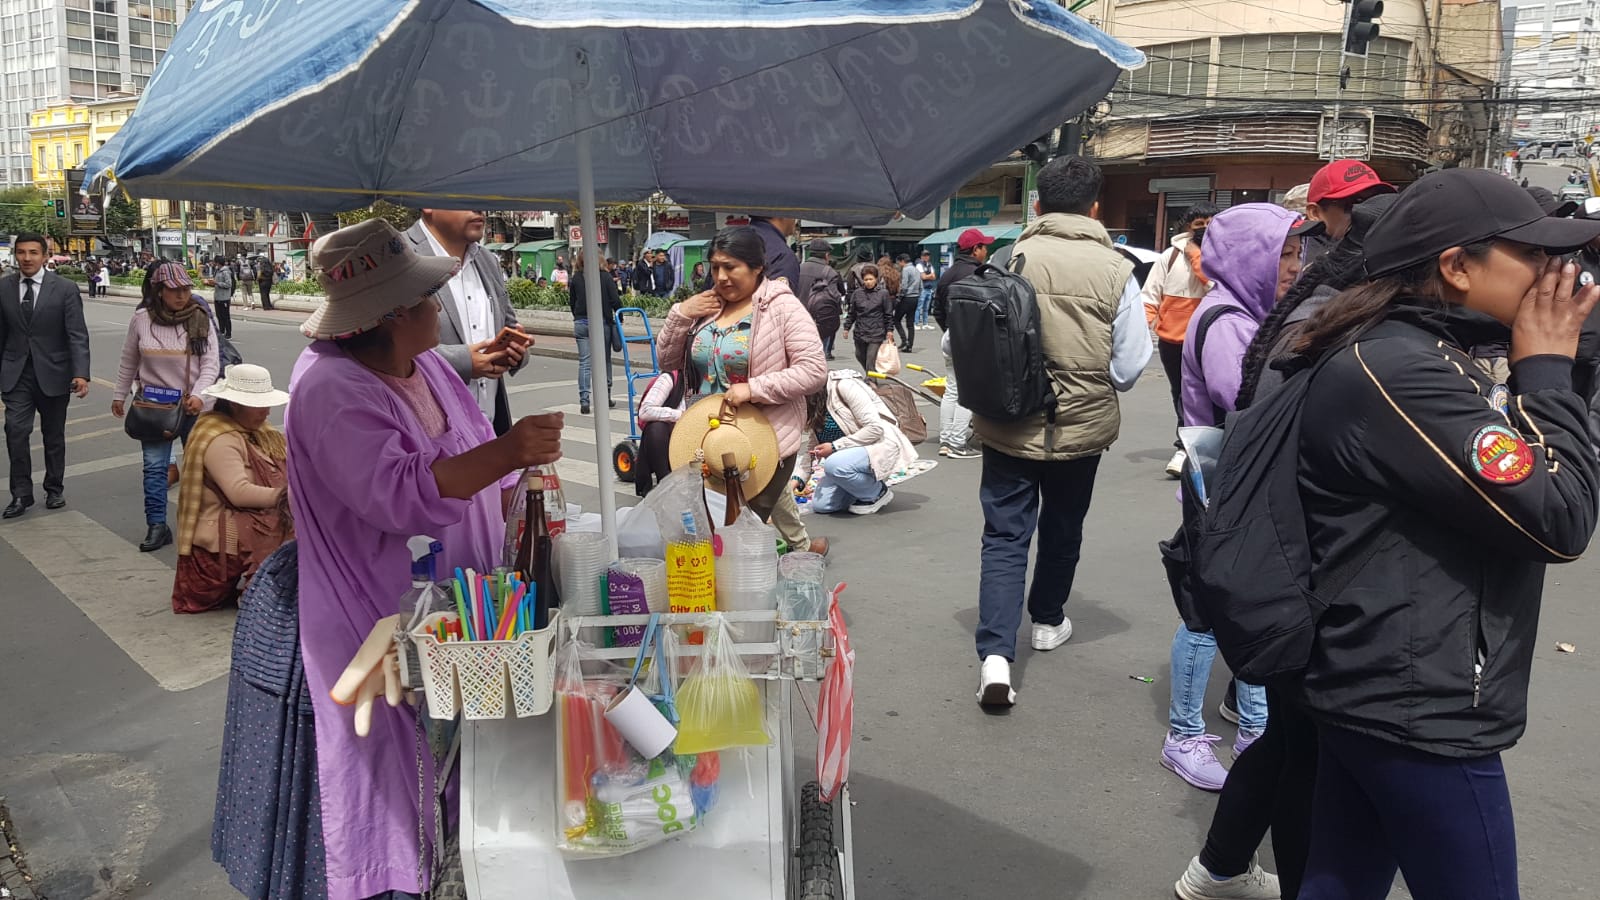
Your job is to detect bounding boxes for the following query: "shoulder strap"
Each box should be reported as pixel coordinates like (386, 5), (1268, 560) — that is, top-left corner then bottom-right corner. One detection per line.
(1191, 304), (1242, 370)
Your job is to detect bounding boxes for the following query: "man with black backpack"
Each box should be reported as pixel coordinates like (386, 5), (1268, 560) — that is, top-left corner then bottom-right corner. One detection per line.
(958, 156), (1152, 706)
(931, 228), (994, 458)
(798, 238), (844, 359)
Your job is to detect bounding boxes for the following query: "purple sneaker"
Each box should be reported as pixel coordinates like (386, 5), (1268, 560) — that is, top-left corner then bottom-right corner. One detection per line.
(1233, 729), (1263, 760)
(1162, 733), (1229, 791)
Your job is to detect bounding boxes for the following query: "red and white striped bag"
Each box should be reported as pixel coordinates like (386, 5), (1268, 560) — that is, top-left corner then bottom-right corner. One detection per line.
(816, 584), (854, 803)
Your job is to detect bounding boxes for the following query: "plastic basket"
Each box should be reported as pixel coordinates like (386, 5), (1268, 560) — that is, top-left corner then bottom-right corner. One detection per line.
(411, 610), (561, 720)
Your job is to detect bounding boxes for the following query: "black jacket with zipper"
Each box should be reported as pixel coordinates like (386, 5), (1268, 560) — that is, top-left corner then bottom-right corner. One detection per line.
(1297, 302), (1600, 757)
(931, 253), (983, 331)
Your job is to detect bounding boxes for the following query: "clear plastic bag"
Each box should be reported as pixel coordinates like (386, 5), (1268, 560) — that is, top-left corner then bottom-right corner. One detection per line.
(674, 614), (771, 755)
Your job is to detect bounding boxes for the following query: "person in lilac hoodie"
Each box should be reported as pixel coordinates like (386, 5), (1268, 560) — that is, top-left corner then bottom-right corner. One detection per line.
(1162, 203), (1316, 802)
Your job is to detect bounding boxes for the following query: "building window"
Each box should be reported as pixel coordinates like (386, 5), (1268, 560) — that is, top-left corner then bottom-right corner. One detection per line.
(1556, 1), (1582, 17)
(1116, 39), (1212, 115)
(55, 144), (64, 170)
(36, 146), (45, 171)
(94, 0), (118, 11)
(1215, 34), (1410, 102)
(73, 143), (83, 165)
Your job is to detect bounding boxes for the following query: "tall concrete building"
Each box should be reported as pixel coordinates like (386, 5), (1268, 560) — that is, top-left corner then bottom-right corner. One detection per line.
(1503, 0), (1600, 137)
(0, 0), (190, 188)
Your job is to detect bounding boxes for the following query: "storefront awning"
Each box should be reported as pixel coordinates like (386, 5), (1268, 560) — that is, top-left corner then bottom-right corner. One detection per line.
(918, 224), (1024, 246)
(512, 240), (567, 253)
(481, 241), (511, 250)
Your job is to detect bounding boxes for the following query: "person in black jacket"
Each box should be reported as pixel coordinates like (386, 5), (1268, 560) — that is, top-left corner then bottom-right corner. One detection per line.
(930, 229), (993, 457)
(570, 249), (621, 414)
(841, 265), (893, 373)
(1289, 169), (1600, 897)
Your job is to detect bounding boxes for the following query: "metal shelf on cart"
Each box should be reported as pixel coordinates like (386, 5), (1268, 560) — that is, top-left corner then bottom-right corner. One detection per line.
(560, 611), (834, 678)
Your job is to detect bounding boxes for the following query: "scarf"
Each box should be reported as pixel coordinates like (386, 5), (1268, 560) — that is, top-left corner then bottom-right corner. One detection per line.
(147, 298), (211, 355)
(176, 411), (288, 556)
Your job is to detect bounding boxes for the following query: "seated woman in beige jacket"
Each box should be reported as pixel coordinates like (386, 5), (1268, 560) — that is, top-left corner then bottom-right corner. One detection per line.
(792, 369), (917, 516)
(171, 365), (293, 614)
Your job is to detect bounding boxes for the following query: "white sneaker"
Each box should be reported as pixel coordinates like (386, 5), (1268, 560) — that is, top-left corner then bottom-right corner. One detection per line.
(1166, 449), (1187, 479)
(1031, 618), (1073, 651)
(1174, 855), (1281, 900)
(848, 487), (894, 516)
(977, 655), (1015, 707)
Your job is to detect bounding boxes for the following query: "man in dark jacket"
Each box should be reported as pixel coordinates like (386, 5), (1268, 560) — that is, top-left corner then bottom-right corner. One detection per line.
(930, 229), (993, 459)
(798, 238), (844, 359)
(632, 255), (653, 296)
(749, 216), (801, 290)
(570, 252), (621, 414)
(650, 250), (674, 297)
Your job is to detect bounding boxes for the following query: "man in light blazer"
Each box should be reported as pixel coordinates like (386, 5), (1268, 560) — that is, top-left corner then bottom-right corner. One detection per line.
(1, 234), (90, 518)
(405, 211), (528, 434)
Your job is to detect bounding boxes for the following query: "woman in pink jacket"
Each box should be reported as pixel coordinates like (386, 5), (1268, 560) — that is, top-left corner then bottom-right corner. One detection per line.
(657, 226), (830, 555)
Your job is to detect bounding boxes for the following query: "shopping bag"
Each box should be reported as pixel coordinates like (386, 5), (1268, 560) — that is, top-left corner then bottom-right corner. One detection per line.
(875, 341), (903, 376)
(674, 614), (771, 755)
(816, 584), (855, 802)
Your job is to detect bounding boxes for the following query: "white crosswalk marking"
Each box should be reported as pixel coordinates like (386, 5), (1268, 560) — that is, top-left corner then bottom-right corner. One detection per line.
(0, 511), (234, 691)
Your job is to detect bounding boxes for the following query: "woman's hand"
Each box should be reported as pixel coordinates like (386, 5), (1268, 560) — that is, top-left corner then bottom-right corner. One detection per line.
(724, 383), (753, 407)
(431, 412), (563, 500)
(811, 442), (834, 459)
(680, 290), (721, 320)
(183, 395), (203, 414)
(1511, 259), (1600, 363)
(111, 399), (125, 419)
(502, 413), (564, 467)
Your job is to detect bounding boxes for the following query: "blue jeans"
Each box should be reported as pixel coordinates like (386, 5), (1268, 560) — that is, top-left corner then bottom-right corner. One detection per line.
(810, 447), (883, 513)
(916, 285), (934, 325)
(1301, 725), (1517, 900)
(574, 319), (613, 406)
(975, 448), (1100, 661)
(142, 439), (173, 525)
(1168, 623), (1268, 736)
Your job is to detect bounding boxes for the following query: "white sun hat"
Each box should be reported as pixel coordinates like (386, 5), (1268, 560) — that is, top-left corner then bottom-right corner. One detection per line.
(202, 364), (290, 408)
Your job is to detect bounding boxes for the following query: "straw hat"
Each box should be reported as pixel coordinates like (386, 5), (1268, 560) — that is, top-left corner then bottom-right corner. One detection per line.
(300, 218), (459, 340)
(668, 394), (781, 497)
(202, 364), (289, 408)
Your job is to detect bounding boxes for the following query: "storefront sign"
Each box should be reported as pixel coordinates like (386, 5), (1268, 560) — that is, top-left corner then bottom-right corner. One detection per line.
(654, 209), (691, 230)
(722, 214), (751, 227)
(522, 211), (558, 228)
(568, 224), (609, 245)
(1025, 189), (1039, 224)
(949, 196), (1000, 227)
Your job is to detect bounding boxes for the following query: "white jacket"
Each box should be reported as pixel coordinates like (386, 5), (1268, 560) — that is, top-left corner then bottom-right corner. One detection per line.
(794, 370), (917, 483)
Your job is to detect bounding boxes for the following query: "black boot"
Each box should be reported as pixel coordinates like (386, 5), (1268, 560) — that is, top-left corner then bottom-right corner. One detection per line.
(139, 523), (173, 552)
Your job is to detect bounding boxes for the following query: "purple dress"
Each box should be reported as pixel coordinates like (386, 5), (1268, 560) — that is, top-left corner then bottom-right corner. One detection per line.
(285, 342), (512, 900)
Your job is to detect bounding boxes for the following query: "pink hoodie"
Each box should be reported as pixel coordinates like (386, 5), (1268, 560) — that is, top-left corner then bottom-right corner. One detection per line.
(656, 278), (828, 458)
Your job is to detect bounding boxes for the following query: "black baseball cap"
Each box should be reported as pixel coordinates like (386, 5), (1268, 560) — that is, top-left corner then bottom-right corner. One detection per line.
(1524, 185), (1579, 218)
(1365, 169), (1600, 278)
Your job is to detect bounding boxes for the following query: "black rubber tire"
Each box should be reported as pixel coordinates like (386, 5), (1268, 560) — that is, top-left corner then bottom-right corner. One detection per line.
(613, 440), (638, 483)
(795, 781), (838, 900)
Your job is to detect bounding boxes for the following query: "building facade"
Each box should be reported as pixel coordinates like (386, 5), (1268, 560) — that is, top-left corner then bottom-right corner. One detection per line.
(0, 0), (190, 188)
(1503, 0), (1600, 137)
(1080, 0), (1501, 247)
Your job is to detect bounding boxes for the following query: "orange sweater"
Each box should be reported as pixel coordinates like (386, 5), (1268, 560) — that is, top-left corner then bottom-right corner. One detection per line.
(1140, 235), (1211, 343)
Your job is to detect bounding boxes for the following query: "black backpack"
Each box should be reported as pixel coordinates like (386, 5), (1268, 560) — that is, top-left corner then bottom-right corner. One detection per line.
(807, 272), (844, 322)
(944, 255), (1054, 422)
(1160, 351), (1372, 682)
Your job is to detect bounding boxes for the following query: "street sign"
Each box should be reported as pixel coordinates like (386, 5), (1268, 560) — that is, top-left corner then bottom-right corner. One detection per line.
(568, 223), (608, 245)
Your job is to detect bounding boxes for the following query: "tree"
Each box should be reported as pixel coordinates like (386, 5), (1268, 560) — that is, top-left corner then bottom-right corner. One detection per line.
(106, 193), (141, 236)
(0, 186), (67, 248)
(336, 200), (417, 232)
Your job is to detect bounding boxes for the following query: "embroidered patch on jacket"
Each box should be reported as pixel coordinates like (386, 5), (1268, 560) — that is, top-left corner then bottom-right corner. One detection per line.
(1467, 424), (1534, 485)
(1487, 383), (1510, 415)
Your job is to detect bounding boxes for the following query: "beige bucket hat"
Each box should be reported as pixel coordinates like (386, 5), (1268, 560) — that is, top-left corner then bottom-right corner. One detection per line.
(300, 218), (458, 340)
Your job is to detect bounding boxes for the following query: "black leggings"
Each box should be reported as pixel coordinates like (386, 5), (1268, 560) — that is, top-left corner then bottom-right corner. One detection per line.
(1199, 686), (1318, 898)
(854, 338), (882, 374)
(214, 299), (232, 338)
(893, 299), (918, 348)
(1159, 339), (1184, 448)
(635, 420), (675, 497)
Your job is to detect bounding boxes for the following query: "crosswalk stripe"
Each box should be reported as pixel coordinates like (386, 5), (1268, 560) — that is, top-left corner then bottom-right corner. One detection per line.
(30, 425), (126, 452)
(64, 451), (144, 479)
(0, 510), (233, 692)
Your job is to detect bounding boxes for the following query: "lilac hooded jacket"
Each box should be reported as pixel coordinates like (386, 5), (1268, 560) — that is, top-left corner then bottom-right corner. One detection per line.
(1180, 203), (1301, 425)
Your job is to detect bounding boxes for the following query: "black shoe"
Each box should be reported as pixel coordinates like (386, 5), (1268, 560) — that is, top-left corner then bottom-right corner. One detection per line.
(139, 523), (173, 552)
(580, 402), (592, 415)
(608, 397), (617, 409)
(45, 494), (65, 510)
(3, 497), (33, 519)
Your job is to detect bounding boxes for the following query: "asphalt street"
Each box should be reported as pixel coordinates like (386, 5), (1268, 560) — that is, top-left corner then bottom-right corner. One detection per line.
(3, 297), (1599, 899)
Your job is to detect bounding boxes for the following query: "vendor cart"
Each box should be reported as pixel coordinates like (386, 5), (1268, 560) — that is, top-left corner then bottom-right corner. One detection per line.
(457, 609), (855, 900)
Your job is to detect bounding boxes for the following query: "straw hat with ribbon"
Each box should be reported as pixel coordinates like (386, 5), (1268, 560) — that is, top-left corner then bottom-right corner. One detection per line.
(300, 218), (459, 341)
(669, 394), (781, 497)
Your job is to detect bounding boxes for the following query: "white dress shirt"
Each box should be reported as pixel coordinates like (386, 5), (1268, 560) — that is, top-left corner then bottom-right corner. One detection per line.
(420, 223), (496, 418)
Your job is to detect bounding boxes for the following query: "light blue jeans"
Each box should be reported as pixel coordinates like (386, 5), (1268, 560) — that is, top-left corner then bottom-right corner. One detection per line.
(915, 285), (934, 325)
(1169, 623), (1268, 736)
(574, 319), (613, 407)
(940, 334), (973, 448)
(810, 447), (884, 513)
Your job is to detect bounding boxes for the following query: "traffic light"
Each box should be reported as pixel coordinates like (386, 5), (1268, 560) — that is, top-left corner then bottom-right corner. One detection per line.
(1345, 0), (1383, 57)
(54, 198), (65, 218)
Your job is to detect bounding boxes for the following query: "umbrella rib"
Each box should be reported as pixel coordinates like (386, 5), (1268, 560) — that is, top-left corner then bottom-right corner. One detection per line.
(368, 0), (451, 199)
(823, 54), (905, 216)
(618, 30), (665, 201)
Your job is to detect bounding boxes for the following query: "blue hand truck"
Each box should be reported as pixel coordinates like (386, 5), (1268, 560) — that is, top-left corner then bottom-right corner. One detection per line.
(610, 307), (660, 483)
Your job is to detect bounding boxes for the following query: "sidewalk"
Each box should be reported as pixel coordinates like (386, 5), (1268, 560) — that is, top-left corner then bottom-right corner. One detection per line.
(87, 286), (661, 368)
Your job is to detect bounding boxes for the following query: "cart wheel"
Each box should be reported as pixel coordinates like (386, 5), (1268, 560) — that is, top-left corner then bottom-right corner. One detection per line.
(613, 440), (638, 483)
(795, 781), (839, 900)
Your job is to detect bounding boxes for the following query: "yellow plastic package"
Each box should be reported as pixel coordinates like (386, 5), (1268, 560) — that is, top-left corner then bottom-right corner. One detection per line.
(674, 614), (771, 755)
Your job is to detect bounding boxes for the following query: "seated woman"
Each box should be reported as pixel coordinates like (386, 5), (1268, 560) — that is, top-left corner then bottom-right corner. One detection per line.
(285, 219), (563, 900)
(171, 364), (293, 614)
(633, 369), (688, 497)
(792, 370), (917, 516)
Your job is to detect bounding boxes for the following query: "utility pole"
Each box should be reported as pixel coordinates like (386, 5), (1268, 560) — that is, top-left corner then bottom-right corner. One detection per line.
(1329, 0), (1384, 159)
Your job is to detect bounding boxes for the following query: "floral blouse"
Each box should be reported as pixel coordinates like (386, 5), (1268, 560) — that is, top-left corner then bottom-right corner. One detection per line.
(690, 315), (753, 393)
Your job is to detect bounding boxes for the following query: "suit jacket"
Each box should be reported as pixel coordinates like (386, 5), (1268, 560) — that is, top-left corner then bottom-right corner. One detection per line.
(0, 270), (90, 396)
(403, 220), (523, 408)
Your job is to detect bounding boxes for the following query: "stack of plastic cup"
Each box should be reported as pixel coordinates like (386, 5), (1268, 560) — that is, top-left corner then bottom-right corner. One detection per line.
(554, 531), (609, 620)
(715, 515), (778, 614)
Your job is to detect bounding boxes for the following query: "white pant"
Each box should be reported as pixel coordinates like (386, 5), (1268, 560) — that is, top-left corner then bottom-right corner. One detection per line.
(940, 332), (973, 448)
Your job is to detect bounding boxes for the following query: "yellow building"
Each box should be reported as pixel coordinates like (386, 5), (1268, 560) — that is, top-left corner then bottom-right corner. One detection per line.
(27, 100), (91, 191)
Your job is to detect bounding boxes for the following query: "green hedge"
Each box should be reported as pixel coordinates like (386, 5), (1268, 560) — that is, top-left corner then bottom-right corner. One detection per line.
(273, 280), (323, 296)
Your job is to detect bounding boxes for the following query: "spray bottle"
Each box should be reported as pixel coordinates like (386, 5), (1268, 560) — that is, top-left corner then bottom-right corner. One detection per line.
(396, 534), (445, 692)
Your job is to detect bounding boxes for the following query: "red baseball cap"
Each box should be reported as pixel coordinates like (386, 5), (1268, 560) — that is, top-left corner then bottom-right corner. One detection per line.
(956, 228), (995, 251)
(1308, 159), (1395, 204)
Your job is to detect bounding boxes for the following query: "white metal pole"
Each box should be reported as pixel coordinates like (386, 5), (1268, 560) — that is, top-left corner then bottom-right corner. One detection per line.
(577, 127), (618, 556)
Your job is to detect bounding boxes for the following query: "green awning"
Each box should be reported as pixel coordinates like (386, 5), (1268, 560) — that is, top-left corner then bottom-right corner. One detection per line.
(825, 236), (856, 246)
(481, 242), (511, 250)
(512, 240), (567, 252)
(918, 224), (1024, 246)
(675, 239), (710, 248)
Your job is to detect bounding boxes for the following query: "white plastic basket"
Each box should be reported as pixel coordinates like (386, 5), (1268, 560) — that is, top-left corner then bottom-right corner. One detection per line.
(411, 610), (561, 720)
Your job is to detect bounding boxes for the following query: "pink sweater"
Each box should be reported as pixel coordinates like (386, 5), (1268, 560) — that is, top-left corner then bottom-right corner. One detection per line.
(657, 279), (827, 458)
(114, 308), (221, 402)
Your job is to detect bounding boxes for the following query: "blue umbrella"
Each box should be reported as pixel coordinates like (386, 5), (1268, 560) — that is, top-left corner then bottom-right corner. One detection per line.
(643, 231), (687, 251)
(88, 0), (1141, 538)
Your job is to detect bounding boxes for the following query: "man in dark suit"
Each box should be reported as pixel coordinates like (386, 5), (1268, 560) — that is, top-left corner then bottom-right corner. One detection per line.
(405, 211), (527, 435)
(1, 233), (90, 518)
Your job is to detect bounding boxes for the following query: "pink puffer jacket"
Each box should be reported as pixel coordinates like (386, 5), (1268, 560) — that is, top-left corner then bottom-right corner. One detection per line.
(657, 279), (828, 458)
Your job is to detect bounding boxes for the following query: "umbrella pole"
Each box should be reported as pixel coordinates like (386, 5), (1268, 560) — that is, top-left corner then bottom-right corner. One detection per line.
(577, 129), (618, 555)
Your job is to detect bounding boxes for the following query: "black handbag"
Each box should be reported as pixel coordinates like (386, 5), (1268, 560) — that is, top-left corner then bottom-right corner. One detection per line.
(124, 352), (195, 442)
